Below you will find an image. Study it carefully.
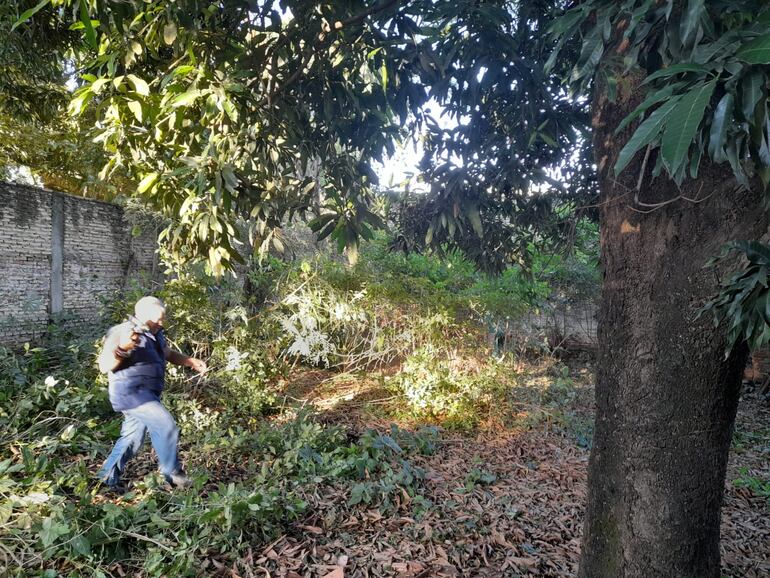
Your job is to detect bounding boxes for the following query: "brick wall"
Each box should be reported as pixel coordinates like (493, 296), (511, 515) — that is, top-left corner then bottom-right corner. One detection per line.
(0, 183), (160, 344)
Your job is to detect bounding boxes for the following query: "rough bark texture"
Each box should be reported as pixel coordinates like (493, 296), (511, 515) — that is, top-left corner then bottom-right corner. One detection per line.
(578, 71), (770, 577)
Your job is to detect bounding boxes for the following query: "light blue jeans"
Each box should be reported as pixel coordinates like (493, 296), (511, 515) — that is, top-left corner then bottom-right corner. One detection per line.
(98, 401), (181, 486)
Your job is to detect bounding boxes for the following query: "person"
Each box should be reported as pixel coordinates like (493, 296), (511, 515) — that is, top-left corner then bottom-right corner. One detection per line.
(96, 296), (207, 491)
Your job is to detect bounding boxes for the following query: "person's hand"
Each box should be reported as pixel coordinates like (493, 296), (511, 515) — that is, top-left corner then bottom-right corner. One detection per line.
(117, 326), (141, 351)
(188, 358), (207, 374)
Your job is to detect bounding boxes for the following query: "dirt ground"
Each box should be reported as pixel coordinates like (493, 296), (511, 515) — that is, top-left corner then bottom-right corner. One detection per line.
(251, 363), (770, 578)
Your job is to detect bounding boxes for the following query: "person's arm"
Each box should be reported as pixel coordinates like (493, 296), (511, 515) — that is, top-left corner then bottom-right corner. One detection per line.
(164, 346), (207, 374)
(98, 325), (139, 374)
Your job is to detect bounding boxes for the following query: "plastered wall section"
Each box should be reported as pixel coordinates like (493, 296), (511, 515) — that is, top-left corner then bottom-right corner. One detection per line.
(0, 183), (159, 344)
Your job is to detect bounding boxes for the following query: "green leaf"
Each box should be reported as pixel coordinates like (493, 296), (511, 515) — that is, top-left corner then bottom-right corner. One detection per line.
(679, 0), (705, 49)
(692, 36), (742, 65)
(68, 18), (99, 31)
(539, 131), (558, 147)
(0, 502), (11, 525)
(127, 74), (150, 96)
(708, 92), (734, 162)
(137, 172), (159, 193)
(39, 517), (69, 547)
(171, 89), (202, 108)
(616, 83), (684, 134)
(173, 65), (196, 77)
(660, 80), (716, 176)
(12, 0), (51, 32)
(127, 100), (143, 122)
(78, 0), (97, 50)
(548, 7), (585, 37)
(361, 210), (386, 230)
(614, 95), (684, 176)
(467, 205), (483, 237)
(741, 71), (765, 122)
(725, 138), (748, 185)
(90, 78), (110, 94)
(222, 98), (238, 122)
(643, 63), (708, 84)
(602, 69), (618, 103)
(315, 218), (337, 242)
(737, 35), (770, 64)
(308, 213), (335, 233)
(67, 88), (93, 116)
(163, 22), (177, 45)
(380, 61), (388, 92)
(571, 29), (603, 84)
(348, 482), (368, 506)
(71, 535), (91, 556)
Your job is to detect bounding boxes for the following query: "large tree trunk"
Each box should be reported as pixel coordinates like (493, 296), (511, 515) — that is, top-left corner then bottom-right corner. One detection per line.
(578, 71), (769, 577)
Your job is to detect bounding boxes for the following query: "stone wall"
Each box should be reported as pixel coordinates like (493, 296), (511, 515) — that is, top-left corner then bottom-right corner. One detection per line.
(0, 183), (160, 344)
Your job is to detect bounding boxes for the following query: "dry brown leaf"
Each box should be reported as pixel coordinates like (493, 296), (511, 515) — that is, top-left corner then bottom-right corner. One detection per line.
(341, 516), (359, 527)
(509, 555), (538, 568)
(491, 530), (513, 549)
(321, 568), (344, 578)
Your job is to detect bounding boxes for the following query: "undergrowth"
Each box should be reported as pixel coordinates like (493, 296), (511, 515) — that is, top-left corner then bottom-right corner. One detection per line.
(0, 341), (439, 577)
(0, 228), (598, 576)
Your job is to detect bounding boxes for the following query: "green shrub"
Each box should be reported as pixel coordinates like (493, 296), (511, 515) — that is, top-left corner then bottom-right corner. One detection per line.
(274, 260), (443, 371)
(388, 347), (509, 429)
(733, 467), (770, 502)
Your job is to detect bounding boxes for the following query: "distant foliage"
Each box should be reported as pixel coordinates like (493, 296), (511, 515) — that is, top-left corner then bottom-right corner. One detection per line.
(272, 234), (569, 371)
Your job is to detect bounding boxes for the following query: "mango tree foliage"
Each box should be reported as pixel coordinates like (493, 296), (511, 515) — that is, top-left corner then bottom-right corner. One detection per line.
(393, 0), (596, 274)
(699, 241), (770, 354)
(551, 0), (770, 188)
(0, 1), (113, 195)
(16, 0), (591, 274)
(18, 0), (429, 274)
(1, 0), (71, 123)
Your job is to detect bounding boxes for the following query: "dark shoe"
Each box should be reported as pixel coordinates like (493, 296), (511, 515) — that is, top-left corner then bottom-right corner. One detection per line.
(101, 481), (128, 495)
(165, 471), (193, 489)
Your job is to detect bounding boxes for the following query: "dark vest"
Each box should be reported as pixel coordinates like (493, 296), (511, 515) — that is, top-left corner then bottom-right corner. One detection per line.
(107, 322), (167, 411)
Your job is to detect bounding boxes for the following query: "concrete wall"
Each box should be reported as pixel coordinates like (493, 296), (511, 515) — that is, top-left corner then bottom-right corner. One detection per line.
(488, 298), (598, 356)
(0, 183), (159, 344)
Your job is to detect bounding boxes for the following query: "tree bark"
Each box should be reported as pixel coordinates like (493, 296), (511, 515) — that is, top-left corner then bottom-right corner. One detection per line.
(578, 70), (769, 577)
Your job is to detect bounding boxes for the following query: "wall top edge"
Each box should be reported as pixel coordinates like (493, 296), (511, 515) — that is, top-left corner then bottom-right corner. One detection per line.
(0, 181), (126, 210)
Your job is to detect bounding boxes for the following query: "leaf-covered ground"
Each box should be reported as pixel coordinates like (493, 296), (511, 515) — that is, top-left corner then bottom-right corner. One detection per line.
(20, 358), (766, 577)
(189, 363), (770, 578)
